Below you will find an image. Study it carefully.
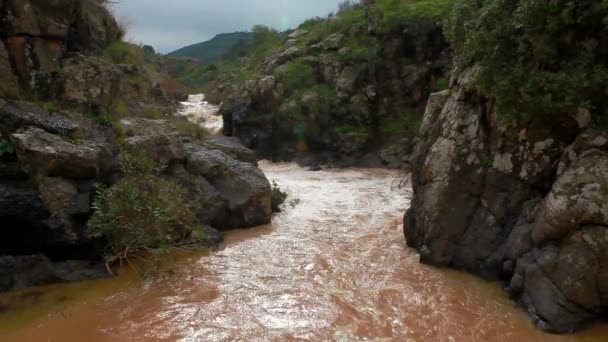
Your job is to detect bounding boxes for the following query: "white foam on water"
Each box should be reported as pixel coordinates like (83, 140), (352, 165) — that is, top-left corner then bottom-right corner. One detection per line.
(177, 94), (223, 135)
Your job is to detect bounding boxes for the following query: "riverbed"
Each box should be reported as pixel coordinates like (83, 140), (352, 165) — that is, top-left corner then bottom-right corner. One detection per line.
(1, 161), (607, 341)
(1, 96), (607, 341)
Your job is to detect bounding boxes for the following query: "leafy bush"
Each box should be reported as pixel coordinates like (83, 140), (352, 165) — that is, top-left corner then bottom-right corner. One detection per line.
(0, 138), (15, 157)
(380, 113), (422, 137)
(89, 154), (205, 262)
(377, 0), (453, 32)
(105, 41), (143, 65)
(338, 0), (363, 14)
(334, 124), (371, 138)
(445, 0), (608, 120)
(270, 180), (288, 213)
(119, 152), (163, 175)
(281, 60), (317, 93)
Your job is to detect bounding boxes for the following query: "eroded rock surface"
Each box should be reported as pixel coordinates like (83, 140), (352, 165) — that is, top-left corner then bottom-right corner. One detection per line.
(406, 64), (608, 332)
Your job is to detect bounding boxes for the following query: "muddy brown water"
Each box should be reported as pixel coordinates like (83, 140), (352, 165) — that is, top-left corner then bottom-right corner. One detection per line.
(1, 162), (607, 341)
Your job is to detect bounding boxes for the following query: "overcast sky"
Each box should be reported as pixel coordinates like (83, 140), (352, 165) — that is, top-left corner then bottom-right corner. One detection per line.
(114, 0), (344, 54)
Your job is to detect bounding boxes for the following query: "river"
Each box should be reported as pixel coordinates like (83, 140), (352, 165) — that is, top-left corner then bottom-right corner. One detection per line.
(0, 96), (607, 341)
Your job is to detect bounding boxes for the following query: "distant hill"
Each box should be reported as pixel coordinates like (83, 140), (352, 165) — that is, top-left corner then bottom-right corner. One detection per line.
(168, 32), (254, 64)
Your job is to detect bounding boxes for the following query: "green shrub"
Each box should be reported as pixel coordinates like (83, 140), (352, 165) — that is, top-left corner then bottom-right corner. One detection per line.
(281, 60), (317, 93)
(271, 180), (288, 213)
(105, 41), (144, 65)
(435, 77), (449, 90)
(119, 152), (163, 175)
(89, 154), (205, 262)
(381, 113), (422, 137)
(445, 0), (608, 120)
(171, 118), (206, 139)
(0, 138), (15, 157)
(334, 124), (370, 138)
(377, 0), (453, 33)
(344, 37), (379, 62)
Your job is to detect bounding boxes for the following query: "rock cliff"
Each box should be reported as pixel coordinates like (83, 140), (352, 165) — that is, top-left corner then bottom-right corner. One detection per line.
(219, 3), (449, 167)
(0, 0), (272, 292)
(405, 61), (608, 332)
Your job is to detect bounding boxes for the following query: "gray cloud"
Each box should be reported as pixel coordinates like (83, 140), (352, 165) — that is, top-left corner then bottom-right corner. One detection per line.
(114, 0), (344, 53)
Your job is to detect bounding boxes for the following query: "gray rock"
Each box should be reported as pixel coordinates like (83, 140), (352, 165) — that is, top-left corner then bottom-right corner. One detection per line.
(11, 127), (111, 179)
(0, 255), (59, 292)
(120, 118), (185, 166)
(533, 152), (608, 244)
(336, 67), (358, 94)
(288, 29), (309, 39)
(184, 142), (272, 228)
(0, 101), (80, 138)
(200, 136), (258, 165)
(276, 47), (304, 65)
(0, 42), (19, 99)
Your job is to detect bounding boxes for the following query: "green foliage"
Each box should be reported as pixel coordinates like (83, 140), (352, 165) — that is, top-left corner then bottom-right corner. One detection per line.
(270, 180), (288, 213)
(338, 0), (363, 14)
(377, 0), (453, 33)
(119, 152), (163, 175)
(105, 41), (143, 65)
(381, 113), (422, 137)
(334, 124), (371, 138)
(139, 108), (163, 119)
(89, 154), (204, 261)
(168, 32), (254, 64)
(171, 118), (206, 139)
(0, 138), (15, 157)
(344, 37), (379, 62)
(445, 0), (608, 120)
(435, 77), (449, 90)
(281, 60), (317, 92)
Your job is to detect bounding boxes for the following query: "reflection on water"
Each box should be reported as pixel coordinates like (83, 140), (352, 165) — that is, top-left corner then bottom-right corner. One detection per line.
(1, 162), (607, 341)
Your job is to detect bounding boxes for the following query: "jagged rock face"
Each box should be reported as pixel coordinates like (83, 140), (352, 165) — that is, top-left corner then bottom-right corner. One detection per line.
(221, 9), (448, 165)
(0, 0), (120, 98)
(406, 64), (608, 332)
(184, 141), (272, 228)
(0, 103), (272, 292)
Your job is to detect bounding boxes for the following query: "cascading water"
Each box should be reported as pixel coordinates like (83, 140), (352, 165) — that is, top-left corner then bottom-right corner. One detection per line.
(178, 94), (224, 135)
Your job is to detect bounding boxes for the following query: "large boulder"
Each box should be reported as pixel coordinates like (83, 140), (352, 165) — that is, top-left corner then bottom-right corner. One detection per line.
(61, 55), (122, 107)
(184, 142), (272, 228)
(0, 255), (107, 292)
(11, 127), (112, 179)
(405, 64), (608, 331)
(200, 136), (258, 165)
(0, 101), (80, 138)
(120, 118), (185, 166)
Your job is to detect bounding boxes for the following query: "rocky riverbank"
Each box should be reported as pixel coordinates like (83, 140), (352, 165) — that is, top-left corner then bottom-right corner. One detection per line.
(210, 2), (450, 168)
(405, 61), (608, 333)
(0, 0), (272, 292)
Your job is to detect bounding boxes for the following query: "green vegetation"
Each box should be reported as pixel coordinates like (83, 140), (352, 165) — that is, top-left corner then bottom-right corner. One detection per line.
(381, 113), (422, 137)
(445, 0), (608, 121)
(165, 26), (283, 91)
(89, 153), (207, 265)
(105, 41), (144, 65)
(334, 124), (371, 138)
(281, 59), (317, 92)
(0, 138), (15, 157)
(172, 118), (206, 139)
(168, 32), (254, 64)
(271, 180), (288, 213)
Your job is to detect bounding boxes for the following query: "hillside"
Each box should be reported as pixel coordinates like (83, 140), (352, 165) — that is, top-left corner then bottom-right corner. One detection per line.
(168, 32), (254, 63)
